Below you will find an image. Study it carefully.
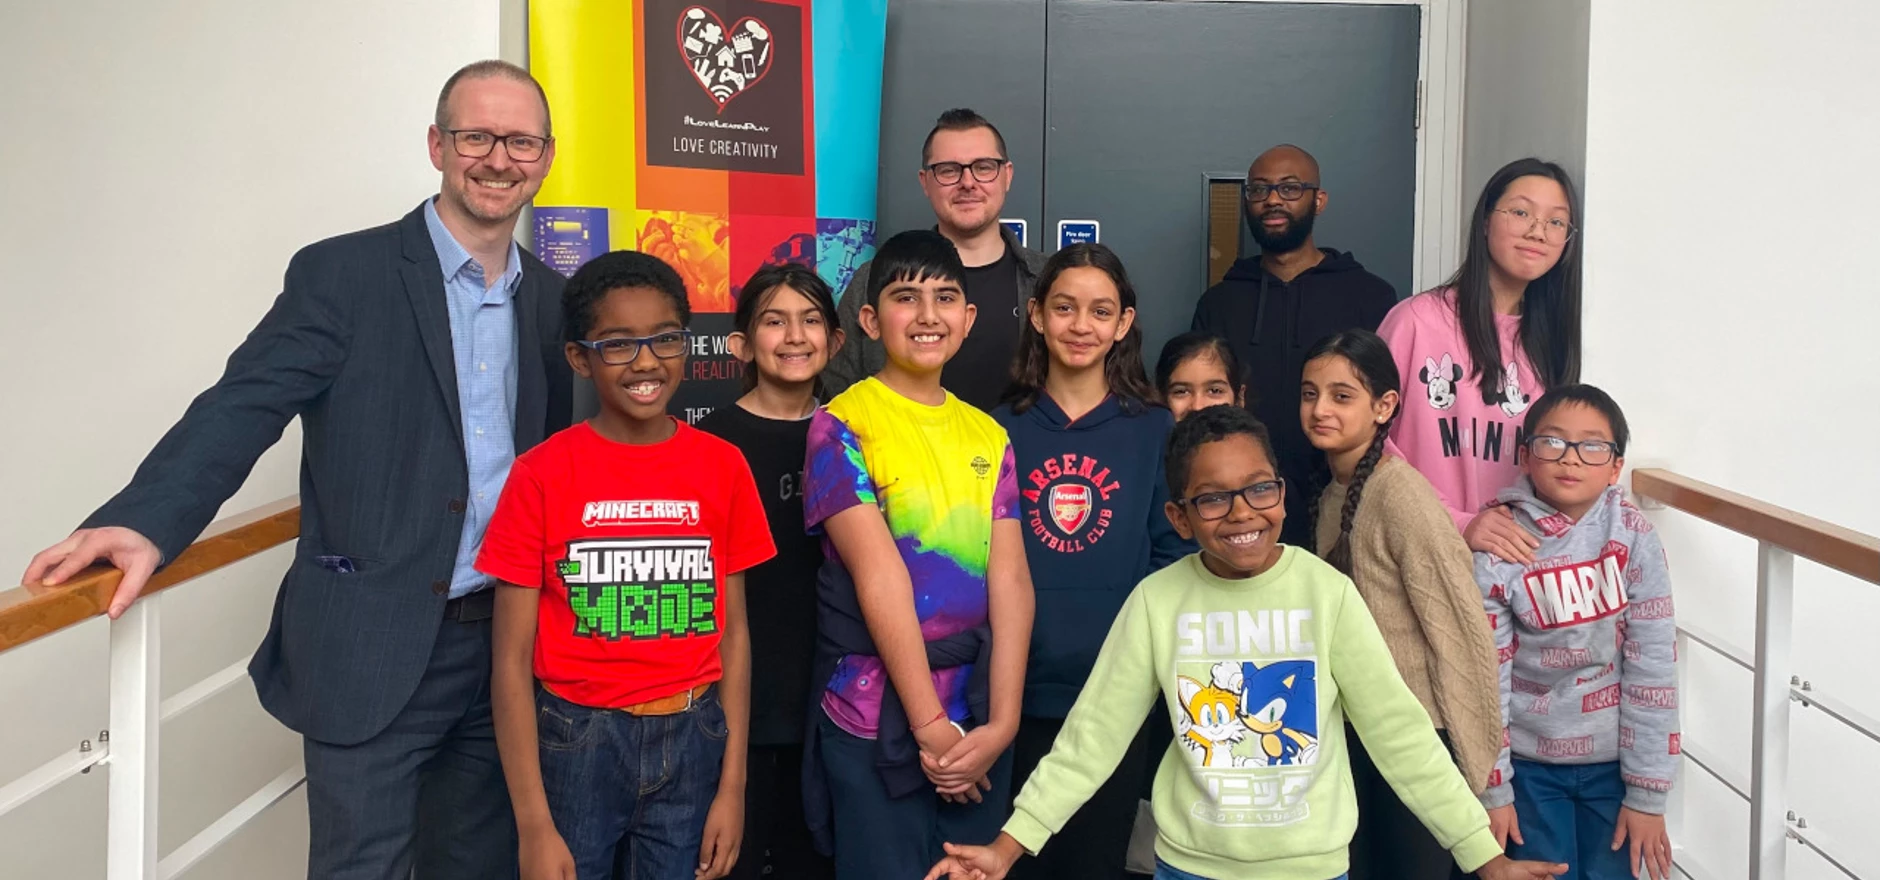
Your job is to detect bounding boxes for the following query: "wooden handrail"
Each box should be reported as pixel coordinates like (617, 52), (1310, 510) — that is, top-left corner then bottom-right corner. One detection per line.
(0, 498), (300, 654)
(1631, 468), (1879, 584)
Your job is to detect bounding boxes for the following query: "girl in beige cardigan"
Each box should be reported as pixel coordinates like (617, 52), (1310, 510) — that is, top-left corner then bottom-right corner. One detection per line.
(1300, 329), (1504, 880)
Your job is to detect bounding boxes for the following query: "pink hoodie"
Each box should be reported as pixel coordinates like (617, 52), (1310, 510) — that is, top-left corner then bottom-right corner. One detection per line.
(1377, 289), (1543, 530)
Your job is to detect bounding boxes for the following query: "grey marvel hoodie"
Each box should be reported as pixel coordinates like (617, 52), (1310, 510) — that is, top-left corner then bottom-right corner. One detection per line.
(1474, 479), (1681, 814)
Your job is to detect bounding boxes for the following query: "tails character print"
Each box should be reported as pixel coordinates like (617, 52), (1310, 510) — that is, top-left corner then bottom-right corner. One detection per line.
(1177, 661), (1250, 768)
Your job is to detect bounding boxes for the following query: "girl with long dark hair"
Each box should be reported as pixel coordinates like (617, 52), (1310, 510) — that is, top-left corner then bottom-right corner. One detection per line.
(1300, 329), (1502, 880)
(991, 243), (1188, 879)
(696, 262), (844, 880)
(1379, 158), (1582, 563)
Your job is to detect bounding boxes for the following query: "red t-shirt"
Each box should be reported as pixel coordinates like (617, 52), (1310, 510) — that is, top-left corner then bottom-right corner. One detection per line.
(476, 420), (776, 709)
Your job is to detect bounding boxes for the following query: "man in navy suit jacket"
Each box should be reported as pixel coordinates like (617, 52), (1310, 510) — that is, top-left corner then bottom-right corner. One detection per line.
(24, 60), (573, 879)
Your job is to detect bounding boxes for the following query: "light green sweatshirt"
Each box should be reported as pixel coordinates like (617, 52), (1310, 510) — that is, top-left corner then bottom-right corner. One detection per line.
(1004, 548), (1503, 880)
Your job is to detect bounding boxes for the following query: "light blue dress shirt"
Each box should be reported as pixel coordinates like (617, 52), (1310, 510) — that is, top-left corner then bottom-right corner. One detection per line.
(423, 199), (521, 599)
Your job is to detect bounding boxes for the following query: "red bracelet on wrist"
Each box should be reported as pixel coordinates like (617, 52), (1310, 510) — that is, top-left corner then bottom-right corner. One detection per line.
(911, 709), (948, 732)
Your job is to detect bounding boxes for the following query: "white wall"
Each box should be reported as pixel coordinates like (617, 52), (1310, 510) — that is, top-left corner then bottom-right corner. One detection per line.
(1581, 2), (1880, 878)
(1462, 0), (1590, 206)
(0, 2), (500, 877)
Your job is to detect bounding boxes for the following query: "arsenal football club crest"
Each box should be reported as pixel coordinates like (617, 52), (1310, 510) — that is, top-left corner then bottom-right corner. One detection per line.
(1049, 484), (1092, 534)
(1021, 452), (1121, 554)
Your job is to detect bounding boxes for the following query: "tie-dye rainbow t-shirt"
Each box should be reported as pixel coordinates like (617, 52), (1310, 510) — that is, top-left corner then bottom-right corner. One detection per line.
(804, 377), (1019, 739)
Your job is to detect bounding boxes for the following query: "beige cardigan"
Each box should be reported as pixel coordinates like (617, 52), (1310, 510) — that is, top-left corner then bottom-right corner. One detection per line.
(1315, 455), (1504, 794)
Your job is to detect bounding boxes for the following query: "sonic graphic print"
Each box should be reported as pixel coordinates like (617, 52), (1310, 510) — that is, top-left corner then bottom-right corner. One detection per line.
(1173, 652), (1321, 827)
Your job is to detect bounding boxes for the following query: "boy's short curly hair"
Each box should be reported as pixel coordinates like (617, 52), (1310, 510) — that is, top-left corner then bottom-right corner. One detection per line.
(562, 251), (689, 342)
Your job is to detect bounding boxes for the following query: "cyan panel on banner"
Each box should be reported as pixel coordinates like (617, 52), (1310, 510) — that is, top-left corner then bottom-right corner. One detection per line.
(813, 0), (888, 221)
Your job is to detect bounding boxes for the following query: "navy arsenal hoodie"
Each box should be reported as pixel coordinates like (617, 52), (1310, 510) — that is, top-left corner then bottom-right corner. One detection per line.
(991, 393), (1191, 716)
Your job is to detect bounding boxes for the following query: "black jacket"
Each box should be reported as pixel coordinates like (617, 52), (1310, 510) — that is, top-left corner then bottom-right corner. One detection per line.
(1190, 250), (1397, 546)
(84, 202), (573, 745)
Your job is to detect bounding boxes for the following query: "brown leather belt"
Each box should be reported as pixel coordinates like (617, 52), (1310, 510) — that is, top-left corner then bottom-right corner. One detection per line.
(620, 683), (713, 717)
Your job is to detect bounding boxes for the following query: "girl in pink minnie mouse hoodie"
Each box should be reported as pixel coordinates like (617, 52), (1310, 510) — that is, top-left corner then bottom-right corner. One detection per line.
(1380, 158), (1583, 565)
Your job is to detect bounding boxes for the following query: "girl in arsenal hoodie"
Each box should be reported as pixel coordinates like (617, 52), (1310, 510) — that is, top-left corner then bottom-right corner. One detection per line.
(1380, 159), (1584, 565)
(991, 244), (1189, 879)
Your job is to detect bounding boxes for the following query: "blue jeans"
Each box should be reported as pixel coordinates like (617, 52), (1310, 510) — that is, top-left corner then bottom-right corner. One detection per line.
(536, 685), (727, 880)
(1507, 759), (1634, 880)
(1154, 861), (1344, 880)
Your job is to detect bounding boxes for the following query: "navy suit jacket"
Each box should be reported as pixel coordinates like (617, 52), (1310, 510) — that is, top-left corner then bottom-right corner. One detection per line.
(84, 202), (573, 745)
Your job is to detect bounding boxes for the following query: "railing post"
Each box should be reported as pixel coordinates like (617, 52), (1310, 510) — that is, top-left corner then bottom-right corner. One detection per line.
(1748, 543), (1793, 880)
(107, 594), (161, 880)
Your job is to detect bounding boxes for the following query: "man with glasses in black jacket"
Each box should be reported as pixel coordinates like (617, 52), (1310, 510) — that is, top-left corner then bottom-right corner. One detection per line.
(825, 108), (1046, 411)
(1190, 144), (1399, 548)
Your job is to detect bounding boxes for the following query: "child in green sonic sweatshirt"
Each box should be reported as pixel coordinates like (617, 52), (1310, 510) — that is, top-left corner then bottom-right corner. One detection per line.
(925, 406), (1568, 880)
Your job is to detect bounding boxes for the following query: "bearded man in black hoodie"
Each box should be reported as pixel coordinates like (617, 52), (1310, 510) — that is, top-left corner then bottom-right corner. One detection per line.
(1190, 144), (1398, 547)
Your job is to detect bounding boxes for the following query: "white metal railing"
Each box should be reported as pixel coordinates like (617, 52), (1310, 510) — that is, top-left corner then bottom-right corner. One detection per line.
(0, 592), (307, 880)
(0, 499), (301, 879)
(1633, 469), (1880, 880)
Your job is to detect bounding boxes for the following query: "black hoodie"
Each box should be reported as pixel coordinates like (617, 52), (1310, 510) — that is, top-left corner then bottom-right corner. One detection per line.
(1190, 249), (1398, 547)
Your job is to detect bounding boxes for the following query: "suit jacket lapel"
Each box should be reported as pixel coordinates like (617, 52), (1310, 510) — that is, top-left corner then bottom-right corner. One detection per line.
(512, 269), (549, 451)
(398, 206), (463, 443)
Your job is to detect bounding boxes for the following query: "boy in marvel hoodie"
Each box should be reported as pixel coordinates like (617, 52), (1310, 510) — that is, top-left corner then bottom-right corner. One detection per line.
(1474, 385), (1679, 880)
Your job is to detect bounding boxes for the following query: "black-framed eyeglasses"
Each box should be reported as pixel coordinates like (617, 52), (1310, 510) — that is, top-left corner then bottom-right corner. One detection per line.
(1493, 207), (1576, 244)
(573, 331), (692, 364)
(924, 158), (1008, 186)
(1176, 479), (1285, 521)
(1244, 182), (1319, 202)
(447, 129), (553, 163)
(1527, 435), (1619, 465)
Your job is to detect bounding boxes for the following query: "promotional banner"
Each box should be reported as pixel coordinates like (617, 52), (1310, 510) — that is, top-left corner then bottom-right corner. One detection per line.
(531, 0), (887, 422)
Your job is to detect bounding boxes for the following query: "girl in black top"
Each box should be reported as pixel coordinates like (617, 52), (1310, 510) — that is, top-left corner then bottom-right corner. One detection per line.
(697, 262), (845, 880)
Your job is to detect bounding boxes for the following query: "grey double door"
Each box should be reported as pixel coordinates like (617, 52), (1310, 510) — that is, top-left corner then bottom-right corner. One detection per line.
(876, 0), (1421, 357)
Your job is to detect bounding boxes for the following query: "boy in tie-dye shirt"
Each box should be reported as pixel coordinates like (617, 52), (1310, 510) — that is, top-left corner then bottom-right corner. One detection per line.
(801, 230), (1036, 879)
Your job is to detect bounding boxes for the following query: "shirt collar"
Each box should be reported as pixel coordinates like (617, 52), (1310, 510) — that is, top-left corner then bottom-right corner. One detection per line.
(424, 197), (523, 300)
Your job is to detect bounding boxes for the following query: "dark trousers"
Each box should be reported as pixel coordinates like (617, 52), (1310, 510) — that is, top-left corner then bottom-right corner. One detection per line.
(302, 612), (516, 880)
(539, 686), (727, 880)
(728, 744), (835, 880)
(1507, 759), (1633, 880)
(818, 713), (1014, 880)
(1346, 723), (1467, 880)
(1008, 714), (1154, 880)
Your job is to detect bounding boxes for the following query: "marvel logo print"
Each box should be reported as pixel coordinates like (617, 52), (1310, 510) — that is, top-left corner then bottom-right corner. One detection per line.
(1521, 545), (1630, 628)
(1525, 693), (1553, 715)
(581, 500), (702, 527)
(1630, 596), (1676, 620)
(1619, 725), (1635, 749)
(1583, 683), (1622, 712)
(1535, 734), (1595, 758)
(1623, 772), (1674, 792)
(1669, 732), (1682, 755)
(1539, 646), (1593, 668)
(1511, 675), (1550, 697)
(1622, 506), (1655, 534)
(1574, 664), (1616, 686)
(1625, 685), (1678, 709)
(1534, 511), (1574, 537)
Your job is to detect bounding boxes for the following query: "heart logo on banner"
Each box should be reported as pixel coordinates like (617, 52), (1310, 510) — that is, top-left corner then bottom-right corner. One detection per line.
(676, 6), (774, 113)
